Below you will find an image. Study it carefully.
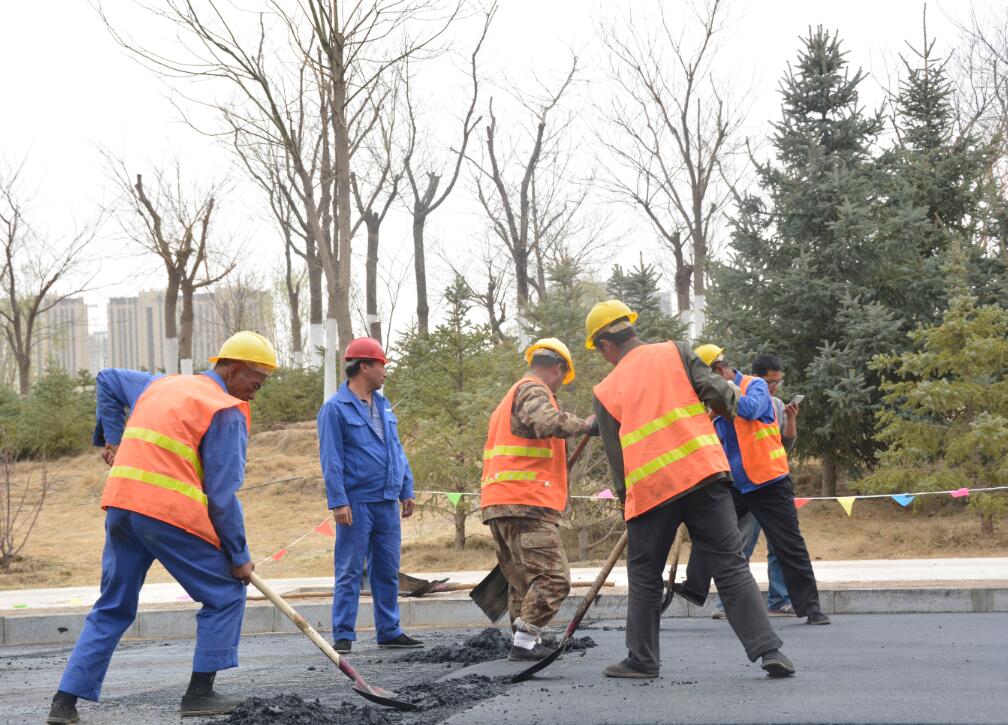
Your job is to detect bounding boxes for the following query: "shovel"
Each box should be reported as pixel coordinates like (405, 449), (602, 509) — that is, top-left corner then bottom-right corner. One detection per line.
(249, 572), (417, 711)
(511, 529), (627, 683)
(659, 525), (686, 612)
(470, 433), (592, 622)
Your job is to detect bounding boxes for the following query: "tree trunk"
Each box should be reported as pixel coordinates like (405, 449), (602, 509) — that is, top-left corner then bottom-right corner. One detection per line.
(365, 214), (382, 344)
(674, 261), (693, 332)
(453, 497), (467, 550)
(692, 223), (706, 338)
(164, 275), (181, 374)
(179, 282), (195, 375)
(413, 215), (429, 336)
(16, 355), (30, 396)
(821, 449), (837, 497)
(577, 523), (589, 562)
(331, 37), (355, 381)
(308, 247), (324, 368)
(324, 288), (339, 400)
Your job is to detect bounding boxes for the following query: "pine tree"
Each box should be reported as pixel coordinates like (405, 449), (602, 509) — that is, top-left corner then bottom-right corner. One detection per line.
(606, 255), (686, 343)
(709, 28), (891, 495)
(863, 243), (1008, 533)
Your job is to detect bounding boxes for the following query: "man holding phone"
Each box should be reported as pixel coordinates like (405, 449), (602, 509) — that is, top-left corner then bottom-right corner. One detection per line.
(678, 349), (830, 626)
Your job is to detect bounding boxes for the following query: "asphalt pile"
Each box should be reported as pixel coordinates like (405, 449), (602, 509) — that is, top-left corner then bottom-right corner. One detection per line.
(399, 627), (596, 665)
(222, 675), (509, 725)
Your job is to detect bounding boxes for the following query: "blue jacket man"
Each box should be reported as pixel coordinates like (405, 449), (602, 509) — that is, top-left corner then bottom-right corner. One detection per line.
(680, 348), (830, 626)
(317, 337), (422, 653)
(47, 331), (277, 725)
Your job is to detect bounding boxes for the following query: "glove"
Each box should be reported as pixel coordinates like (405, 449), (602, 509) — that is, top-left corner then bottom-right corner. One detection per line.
(587, 418), (600, 437)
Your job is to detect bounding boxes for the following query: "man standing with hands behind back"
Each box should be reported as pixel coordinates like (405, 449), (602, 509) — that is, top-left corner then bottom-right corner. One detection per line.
(318, 337), (423, 654)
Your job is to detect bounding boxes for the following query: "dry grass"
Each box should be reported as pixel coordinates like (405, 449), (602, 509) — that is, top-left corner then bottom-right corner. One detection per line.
(2, 424), (1006, 591)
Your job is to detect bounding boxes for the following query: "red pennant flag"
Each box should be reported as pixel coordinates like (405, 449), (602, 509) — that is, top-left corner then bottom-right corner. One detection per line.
(794, 497), (811, 509)
(271, 548), (288, 561)
(950, 488), (969, 498)
(314, 520), (336, 537)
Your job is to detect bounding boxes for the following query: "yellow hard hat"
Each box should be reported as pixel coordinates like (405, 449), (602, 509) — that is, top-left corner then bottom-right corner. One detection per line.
(525, 337), (576, 385)
(209, 331), (278, 374)
(585, 300), (638, 350)
(694, 343), (724, 367)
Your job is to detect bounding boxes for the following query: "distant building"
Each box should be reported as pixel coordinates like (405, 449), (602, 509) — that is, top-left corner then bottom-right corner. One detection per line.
(88, 331), (108, 375)
(107, 296), (140, 370)
(33, 297), (89, 376)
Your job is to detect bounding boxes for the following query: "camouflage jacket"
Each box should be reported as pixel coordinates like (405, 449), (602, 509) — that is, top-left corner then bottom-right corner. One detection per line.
(482, 377), (587, 525)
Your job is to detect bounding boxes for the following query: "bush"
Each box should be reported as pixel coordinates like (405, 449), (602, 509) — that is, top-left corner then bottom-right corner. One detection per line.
(251, 366), (324, 429)
(7, 368), (96, 458)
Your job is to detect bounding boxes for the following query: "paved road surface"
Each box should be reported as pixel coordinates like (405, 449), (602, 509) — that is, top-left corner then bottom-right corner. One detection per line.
(2, 613), (1005, 723)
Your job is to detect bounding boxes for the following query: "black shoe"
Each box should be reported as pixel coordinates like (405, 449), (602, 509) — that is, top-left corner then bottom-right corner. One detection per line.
(603, 658), (658, 679)
(377, 633), (423, 649)
(508, 642), (554, 662)
(47, 693), (79, 724)
(671, 582), (706, 607)
(333, 638), (352, 654)
(180, 690), (244, 717)
(760, 649), (796, 678)
(806, 610), (831, 625)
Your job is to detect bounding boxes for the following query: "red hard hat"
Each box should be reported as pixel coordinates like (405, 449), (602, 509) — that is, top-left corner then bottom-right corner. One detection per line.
(343, 337), (388, 364)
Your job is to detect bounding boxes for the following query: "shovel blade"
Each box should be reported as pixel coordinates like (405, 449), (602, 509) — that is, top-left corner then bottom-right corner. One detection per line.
(352, 682), (418, 711)
(469, 564), (509, 622)
(510, 640), (566, 683)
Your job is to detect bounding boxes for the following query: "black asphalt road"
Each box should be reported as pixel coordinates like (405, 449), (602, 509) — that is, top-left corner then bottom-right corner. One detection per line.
(2, 613), (1006, 724)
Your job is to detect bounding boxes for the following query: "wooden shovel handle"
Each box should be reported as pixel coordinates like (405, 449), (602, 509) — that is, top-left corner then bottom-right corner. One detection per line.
(563, 530), (628, 638)
(567, 433), (591, 470)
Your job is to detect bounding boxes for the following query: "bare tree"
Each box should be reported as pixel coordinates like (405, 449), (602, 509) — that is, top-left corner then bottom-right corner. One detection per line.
(211, 267), (271, 335)
(601, 0), (745, 337)
(0, 161), (98, 394)
(107, 158), (232, 374)
(402, 8), (493, 336)
(450, 244), (511, 343)
(0, 454), (49, 571)
(472, 56), (578, 340)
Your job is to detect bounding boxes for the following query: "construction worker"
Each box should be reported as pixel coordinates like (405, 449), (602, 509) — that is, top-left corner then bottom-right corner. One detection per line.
(47, 331), (278, 724)
(318, 337), (422, 654)
(586, 301), (795, 680)
(480, 338), (595, 661)
(680, 347), (830, 625)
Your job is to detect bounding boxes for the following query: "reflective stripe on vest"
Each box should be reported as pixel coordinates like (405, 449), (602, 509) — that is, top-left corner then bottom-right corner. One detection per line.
(733, 375), (790, 485)
(480, 376), (568, 511)
(594, 342), (730, 521)
(101, 374), (250, 548)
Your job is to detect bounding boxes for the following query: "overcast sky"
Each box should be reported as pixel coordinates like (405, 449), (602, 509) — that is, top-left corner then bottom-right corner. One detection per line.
(0, 0), (994, 342)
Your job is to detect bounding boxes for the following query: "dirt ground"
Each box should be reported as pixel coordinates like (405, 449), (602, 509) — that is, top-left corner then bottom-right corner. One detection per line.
(2, 424), (1006, 590)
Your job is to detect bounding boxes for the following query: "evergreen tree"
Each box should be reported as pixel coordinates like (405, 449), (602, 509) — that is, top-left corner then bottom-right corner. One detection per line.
(863, 244), (1008, 533)
(606, 255), (686, 343)
(709, 28), (891, 494)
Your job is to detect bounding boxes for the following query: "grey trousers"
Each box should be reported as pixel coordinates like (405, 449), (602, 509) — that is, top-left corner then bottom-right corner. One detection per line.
(625, 479), (782, 672)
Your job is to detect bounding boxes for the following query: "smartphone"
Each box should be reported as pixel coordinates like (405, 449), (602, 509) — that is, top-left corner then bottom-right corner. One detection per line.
(789, 394), (805, 406)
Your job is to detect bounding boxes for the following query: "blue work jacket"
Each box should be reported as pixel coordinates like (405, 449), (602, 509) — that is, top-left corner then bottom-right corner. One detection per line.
(713, 370), (788, 494)
(93, 368), (252, 565)
(317, 383), (414, 509)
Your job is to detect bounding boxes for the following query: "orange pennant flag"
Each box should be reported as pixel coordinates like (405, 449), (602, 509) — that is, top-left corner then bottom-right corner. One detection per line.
(836, 496), (855, 516)
(271, 548), (288, 561)
(314, 520), (336, 537)
(794, 497), (811, 509)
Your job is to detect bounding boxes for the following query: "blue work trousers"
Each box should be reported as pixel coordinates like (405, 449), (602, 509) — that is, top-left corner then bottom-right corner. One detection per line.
(739, 514), (790, 609)
(332, 500), (402, 642)
(58, 508), (246, 701)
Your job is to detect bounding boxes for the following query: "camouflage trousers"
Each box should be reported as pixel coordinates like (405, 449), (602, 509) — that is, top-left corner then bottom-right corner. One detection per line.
(488, 516), (571, 629)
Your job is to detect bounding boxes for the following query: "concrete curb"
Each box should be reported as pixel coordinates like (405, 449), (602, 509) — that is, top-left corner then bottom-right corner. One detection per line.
(3, 586), (1007, 646)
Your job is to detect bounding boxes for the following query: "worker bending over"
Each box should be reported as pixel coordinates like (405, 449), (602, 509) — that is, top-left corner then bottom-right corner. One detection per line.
(481, 338), (594, 661)
(586, 301), (795, 679)
(47, 332), (277, 724)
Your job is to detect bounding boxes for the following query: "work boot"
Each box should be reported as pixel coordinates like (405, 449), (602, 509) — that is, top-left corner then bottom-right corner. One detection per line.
(670, 582), (706, 607)
(333, 638), (352, 654)
(508, 642), (554, 662)
(46, 692), (79, 724)
(603, 659), (658, 679)
(767, 603), (795, 617)
(377, 633), (423, 649)
(806, 610), (831, 625)
(180, 671), (243, 717)
(760, 649), (796, 678)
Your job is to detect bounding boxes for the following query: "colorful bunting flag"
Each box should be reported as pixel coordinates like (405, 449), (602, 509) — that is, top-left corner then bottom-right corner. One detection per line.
(445, 492), (463, 507)
(314, 520), (336, 537)
(794, 497), (811, 509)
(950, 488), (970, 498)
(891, 494), (915, 507)
(272, 549), (288, 561)
(12, 603), (27, 609)
(837, 496), (855, 516)
(595, 488), (616, 499)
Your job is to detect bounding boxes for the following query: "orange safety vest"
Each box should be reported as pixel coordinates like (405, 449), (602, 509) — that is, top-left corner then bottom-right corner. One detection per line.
(594, 342), (730, 521)
(733, 375), (790, 485)
(101, 374), (251, 548)
(480, 376), (568, 511)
